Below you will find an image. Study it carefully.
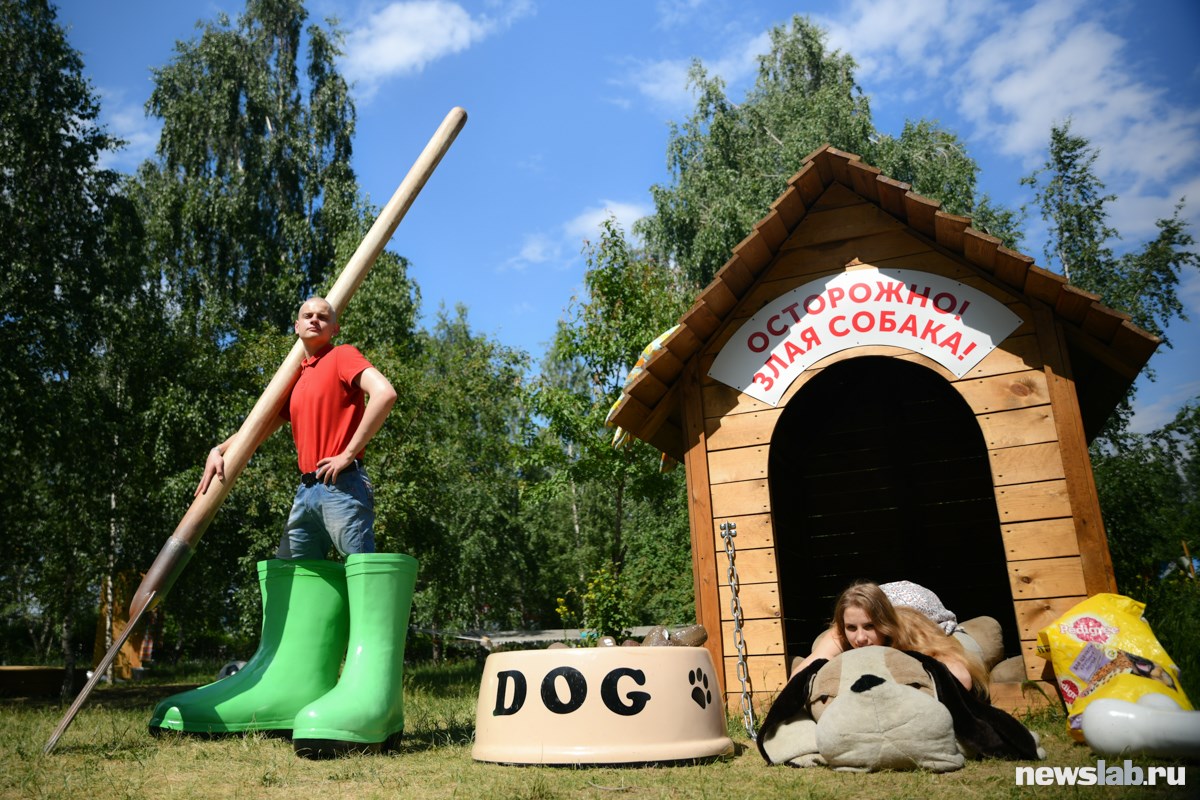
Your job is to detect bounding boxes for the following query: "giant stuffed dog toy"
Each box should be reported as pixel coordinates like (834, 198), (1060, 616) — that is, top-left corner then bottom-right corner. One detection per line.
(757, 646), (1045, 772)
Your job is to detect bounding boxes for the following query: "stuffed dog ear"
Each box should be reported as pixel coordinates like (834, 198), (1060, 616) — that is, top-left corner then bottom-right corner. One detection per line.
(905, 650), (1043, 760)
(757, 658), (828, 764)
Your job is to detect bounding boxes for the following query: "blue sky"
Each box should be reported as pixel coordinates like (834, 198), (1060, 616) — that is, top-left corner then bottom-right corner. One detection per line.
(56, 0), (1200, 432)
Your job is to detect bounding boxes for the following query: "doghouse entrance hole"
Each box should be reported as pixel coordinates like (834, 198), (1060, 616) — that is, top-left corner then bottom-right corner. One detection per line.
(768, 356), (1019, 664)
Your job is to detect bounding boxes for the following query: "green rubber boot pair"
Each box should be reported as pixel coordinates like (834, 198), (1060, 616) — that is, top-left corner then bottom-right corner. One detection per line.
(148, 553), (418, 756)
(149, 559), (349, 734)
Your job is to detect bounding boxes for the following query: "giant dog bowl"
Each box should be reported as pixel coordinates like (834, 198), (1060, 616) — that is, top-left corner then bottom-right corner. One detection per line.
(472, 646), (733, 765)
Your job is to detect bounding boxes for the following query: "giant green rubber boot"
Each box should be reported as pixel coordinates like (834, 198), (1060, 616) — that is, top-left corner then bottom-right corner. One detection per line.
(149, 559), (349, 734)
(292, 553), (419, 758)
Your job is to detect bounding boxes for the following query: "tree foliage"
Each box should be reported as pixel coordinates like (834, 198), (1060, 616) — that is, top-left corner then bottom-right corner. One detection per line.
(534, 220), (687, 560)
(1022, 125), (1199, 675)
(0, 0), (134, 682)
(1092, 401), (1199, 587)
(1024, 121), (1196, 345)
(139, 0), (357, 334)
(1091, 401), (1200, 697)
(111, 0), (374, 656)
(8, 1), (1197, 676)
(0, 0), (375, 667)
(530, 219), (694, 626)
(373, 306), (535, 646)
(636, 15), (1007, 289)
(1024, 121), (1198, 443)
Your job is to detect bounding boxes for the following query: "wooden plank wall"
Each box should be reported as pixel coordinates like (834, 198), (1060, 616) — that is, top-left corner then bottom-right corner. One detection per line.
(695, 184), (1095, 709)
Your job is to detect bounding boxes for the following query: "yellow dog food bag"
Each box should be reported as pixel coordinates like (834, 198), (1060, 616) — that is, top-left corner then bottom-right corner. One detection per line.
(1037, 593), (1192, 740)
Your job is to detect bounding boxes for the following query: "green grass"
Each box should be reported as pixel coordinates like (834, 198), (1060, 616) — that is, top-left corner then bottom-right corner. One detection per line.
(1, 661), (1194, 800)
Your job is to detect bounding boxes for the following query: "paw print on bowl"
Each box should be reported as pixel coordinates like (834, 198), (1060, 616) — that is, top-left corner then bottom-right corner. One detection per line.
(688, 667), (711, 709)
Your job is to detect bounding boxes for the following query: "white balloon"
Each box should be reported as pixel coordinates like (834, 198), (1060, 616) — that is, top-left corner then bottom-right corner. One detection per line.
(1136, 693), (1181, 711)
(1081, 696), (1200, 759)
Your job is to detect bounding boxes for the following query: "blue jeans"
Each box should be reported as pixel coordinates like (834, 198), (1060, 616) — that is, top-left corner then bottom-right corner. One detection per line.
(276, 467), (376, 560)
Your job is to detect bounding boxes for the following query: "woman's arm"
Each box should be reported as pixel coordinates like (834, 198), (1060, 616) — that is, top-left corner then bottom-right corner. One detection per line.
(789, 627), (844, 678)
(940, 654), (973, 691)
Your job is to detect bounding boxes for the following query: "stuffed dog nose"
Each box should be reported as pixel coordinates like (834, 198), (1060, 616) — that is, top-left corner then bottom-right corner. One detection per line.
(851, 674), (886, 693)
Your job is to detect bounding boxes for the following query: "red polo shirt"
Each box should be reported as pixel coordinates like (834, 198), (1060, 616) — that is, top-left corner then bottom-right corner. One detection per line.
(282, 344), (373, 473)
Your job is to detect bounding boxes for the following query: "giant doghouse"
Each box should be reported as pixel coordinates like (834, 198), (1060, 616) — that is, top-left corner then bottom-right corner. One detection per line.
(607, 146), (1159, 713)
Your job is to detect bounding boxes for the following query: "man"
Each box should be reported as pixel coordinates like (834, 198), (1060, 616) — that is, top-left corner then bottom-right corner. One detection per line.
(197, 296), (397, 559)
(153, 296), (414, 754)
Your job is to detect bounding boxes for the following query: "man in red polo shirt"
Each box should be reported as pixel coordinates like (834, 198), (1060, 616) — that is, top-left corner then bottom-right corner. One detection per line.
(197, 296), (397, 558)
(154, 297), (409, 750)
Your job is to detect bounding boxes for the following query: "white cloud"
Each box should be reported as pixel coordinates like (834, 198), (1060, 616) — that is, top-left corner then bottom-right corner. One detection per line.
(817, 0), (1200, 261)
(96, 88), (160, 173)
(516, 233), (558, 263)
(342, 0), (532, 99)
(956, 1), (1200, 247)
(514, 152), (545, 173)
(1109, 179), (1200, 247)
(503, 199), (652, 273)
(1179, 267), (1200, 319)
(707, 32), (770, 88)
(625, 57), (695, 110)
(502, 232), (561, 272)
(819, 1), (1200, 170)
(656, 0), (708, 30)
(819, 0), (988, 82)
(621, 30), (769, 112)
(563, 200), (651, 242)
(1129, 376), (1200, 433)
(510, 300), (536, 316)
(963, 10), (1160, 162)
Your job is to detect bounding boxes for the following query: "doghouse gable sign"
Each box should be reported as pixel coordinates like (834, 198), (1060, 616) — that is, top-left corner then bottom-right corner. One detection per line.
(709, 267), (1022, 406)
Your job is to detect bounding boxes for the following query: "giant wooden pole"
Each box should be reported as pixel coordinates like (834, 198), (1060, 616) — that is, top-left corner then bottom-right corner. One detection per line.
(45, 107), (468, 754)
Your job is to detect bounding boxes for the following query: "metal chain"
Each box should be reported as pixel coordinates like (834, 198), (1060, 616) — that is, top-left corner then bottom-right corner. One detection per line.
(720, 520), (757, 740)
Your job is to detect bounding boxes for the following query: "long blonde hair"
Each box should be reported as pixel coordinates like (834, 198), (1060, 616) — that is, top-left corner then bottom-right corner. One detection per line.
(829, 581), (990, 698)
(893, 606), (990, 698)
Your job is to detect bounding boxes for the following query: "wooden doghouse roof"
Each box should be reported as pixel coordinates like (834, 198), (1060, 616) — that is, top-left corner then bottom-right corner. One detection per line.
(609, 146), (1161, 460)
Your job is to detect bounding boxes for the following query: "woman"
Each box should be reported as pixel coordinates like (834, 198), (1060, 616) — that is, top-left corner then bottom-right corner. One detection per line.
(791, 581), (990, 697)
